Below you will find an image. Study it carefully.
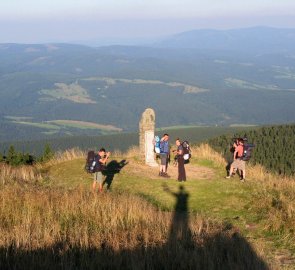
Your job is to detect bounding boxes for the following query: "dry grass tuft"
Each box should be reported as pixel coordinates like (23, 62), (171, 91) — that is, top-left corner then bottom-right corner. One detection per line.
(124, 145), (141, 159)
(192, 143), (227, 167)
(0, 185), (268, 269)
(45, 147), (86, 166)
(0, 163), (43, 185)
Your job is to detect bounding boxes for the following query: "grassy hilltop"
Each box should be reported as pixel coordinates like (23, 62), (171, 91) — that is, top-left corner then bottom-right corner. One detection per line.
(1, 145), (294, 269)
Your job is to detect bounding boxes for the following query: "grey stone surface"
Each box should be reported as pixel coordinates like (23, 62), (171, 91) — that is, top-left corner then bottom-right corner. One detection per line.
(139, 108), (158, 166)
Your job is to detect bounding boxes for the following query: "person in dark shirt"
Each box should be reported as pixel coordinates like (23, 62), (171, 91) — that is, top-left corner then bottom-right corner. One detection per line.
(92, 148), (110, 193)
(175, 138), (186, 182)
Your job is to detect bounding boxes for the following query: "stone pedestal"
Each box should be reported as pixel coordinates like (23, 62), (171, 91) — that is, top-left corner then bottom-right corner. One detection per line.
(139, 108), (158, 167)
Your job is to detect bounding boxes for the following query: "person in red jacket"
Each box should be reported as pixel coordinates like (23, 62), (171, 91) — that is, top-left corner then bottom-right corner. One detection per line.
(226, 138), (246, 182)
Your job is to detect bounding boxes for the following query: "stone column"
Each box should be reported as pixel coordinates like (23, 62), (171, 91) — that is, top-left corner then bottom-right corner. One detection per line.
(139, 108), (158, 166)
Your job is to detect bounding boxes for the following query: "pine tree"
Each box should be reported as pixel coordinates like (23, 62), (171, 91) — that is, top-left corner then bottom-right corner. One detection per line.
(6, 145), (17, 165)
(40, 143), (54, 162)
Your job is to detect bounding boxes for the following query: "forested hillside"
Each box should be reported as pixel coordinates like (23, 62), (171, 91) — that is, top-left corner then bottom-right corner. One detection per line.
(208, 124), (295, 176)
(0, 126), (254, 156)
(1, 27), (295, 141)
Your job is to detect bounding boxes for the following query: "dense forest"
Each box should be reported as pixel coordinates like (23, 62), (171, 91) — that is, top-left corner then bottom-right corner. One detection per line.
(2, 124), (295, 176)
(0, 126), (255, 156)
(208, 124), (295, 176)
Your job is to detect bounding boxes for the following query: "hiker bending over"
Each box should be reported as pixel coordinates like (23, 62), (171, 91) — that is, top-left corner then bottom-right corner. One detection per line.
(93, 148), (110, 192)
(226, 138), (246, 182)
(175, 138), (186, 182)
(159, 133), (170, 178)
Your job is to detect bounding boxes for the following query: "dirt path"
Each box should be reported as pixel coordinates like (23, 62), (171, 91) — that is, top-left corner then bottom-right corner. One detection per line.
(124, 160), (216, 180)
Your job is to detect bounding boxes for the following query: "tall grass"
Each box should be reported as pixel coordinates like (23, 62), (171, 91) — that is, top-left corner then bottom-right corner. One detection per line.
(47, 147), (86, 165)
(0, 163), (43, 185)
(192, 144), (295, 243)
(1, 144), (294, 268)
(0, 185), (269, 269)
(248, 171), (295, 238)
(191, 143), (227, 167)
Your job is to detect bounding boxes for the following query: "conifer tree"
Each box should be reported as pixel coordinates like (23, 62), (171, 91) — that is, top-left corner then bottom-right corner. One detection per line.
(40, 143), (54, 162)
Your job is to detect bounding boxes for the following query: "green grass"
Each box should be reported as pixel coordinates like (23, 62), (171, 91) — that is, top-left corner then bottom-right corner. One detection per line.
(44, 159), (91, 187)
(44, 156), (295, 268)
(40, 82), (95, 104)
(47, 120), (122, 131)
(10, 119), (122, 133)
(12, 121), (60, 130)
(156, 125), (208, 130)
(46, 158), (259, 231)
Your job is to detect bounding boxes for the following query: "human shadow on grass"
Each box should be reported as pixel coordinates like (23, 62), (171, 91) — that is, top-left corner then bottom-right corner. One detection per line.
(1, 185), (269, 270)
(102, 159), (128, 190)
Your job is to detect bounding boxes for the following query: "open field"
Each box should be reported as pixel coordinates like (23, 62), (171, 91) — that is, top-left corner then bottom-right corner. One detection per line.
(47, 120), (123, 131)
(82, 76), (209, 94)
(40, 82), (96, 104)
(11, 120), (60, 130)
(0, 145), (294, 269)
(7, 119), (122, 134)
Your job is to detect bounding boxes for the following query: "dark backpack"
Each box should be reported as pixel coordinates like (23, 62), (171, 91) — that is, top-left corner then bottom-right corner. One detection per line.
(85, 150), (96, 173)
(242, 143), (255, 161)
(182, 141), (191, 161)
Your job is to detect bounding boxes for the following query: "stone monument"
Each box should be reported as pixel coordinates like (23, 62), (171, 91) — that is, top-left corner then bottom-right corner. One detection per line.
(139, 108), (158, 166)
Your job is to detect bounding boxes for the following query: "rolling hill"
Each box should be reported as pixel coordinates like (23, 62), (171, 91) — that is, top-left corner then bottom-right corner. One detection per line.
(0, 27), (295, 141)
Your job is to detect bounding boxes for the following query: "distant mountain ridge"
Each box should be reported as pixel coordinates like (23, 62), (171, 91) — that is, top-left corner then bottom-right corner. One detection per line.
(0, 26), (295, 141)
(155, 26), (295, 53)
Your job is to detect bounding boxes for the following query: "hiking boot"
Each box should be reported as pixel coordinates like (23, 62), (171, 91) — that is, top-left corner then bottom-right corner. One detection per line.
(162, 173), (170, 178)
(159, 172), (163, 177)
(240, 178), (245, 183)
(225, 175), (231, 179)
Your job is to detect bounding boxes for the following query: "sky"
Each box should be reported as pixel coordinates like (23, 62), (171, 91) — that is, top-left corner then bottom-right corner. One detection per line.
(1, 0), (295, 45)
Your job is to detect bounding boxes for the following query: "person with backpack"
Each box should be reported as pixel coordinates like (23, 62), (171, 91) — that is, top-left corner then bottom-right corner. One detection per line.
(228, 138), (240, 176)
(226, 138), (246, 182)
(175, 138), (186, 182)
(92, 148), (110, 193)
(159, 133), (170, 178)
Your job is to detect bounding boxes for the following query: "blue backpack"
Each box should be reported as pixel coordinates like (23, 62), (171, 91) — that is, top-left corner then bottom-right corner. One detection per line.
(154, 136), (160, 153)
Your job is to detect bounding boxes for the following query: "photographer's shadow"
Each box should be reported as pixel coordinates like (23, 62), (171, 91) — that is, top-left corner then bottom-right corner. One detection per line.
(103, 160), (128, 190)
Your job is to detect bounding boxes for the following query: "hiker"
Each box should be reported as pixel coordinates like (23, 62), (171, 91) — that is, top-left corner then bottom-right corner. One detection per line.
(226, 138), (246, 182)
(175, 138), (186, 182)
(92, 148), (110, 192)
(159, 133), (170, 178)
(229, 138), (239, 176)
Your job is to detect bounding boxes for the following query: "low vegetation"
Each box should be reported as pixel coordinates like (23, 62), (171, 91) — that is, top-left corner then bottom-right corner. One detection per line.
(208, 124), (295, 176)
(0, 144), (294, 269)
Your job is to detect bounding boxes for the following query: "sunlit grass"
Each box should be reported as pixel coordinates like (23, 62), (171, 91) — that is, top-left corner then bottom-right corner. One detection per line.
(1, 144), (294, 268)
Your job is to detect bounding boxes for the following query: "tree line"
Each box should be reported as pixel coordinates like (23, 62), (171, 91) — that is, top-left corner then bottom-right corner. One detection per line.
(0, 144), (54, 166)
(0, 126), (254, 156)
(208, 124), (295, 176)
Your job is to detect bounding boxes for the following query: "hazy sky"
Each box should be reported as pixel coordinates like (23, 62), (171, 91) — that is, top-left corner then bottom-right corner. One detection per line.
(1, 0), (295, 44)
